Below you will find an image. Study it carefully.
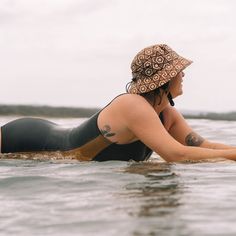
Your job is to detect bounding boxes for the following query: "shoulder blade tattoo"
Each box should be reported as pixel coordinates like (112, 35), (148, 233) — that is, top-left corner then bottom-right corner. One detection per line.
(100, 125), (116, 137)
(185, 132), (204, 146)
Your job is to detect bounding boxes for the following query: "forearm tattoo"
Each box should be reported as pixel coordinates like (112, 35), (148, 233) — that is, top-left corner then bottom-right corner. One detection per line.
(100, 125), (116, 137)
(185, 132), (204, 147)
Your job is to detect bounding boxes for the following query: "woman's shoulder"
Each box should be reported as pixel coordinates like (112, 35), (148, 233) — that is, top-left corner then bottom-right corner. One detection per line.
(162, 105), (181, 118)
(105, 94), (157, 123)
(110, 93), (150, 108)
(99, 93), (153, 122)
(97, 94), (152, 144)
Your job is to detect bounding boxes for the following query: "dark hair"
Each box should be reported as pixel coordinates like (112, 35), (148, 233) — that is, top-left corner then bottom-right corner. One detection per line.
(139, 82), (170, 107)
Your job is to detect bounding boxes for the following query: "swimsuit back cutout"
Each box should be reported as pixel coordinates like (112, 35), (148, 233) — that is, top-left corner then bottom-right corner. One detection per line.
(65, 93), (159, 161)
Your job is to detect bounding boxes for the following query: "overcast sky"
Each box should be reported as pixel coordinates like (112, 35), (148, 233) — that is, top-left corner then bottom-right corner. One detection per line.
(1, 0), (236, 112)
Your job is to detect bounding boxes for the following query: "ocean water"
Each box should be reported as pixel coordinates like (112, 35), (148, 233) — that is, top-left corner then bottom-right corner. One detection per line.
(1, 116), (236, 236)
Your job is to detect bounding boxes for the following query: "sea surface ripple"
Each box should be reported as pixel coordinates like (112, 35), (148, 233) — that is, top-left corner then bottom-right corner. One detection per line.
(1, 117), (236, 236)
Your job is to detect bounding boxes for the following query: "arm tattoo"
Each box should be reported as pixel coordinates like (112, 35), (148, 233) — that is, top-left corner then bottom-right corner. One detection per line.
(185, 132), (205, 147)
(100, 125), (116, 137)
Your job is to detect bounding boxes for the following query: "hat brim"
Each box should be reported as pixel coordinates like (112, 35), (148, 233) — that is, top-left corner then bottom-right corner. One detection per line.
(128, 56), (193, 94)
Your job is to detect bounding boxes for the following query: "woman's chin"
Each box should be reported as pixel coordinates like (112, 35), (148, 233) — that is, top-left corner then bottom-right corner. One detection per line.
(178, 87), (184, 95)
(172, 90), (183, 99)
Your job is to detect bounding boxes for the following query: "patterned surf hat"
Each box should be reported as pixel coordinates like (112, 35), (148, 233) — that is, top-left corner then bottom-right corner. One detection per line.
(127, 44), (193, 94)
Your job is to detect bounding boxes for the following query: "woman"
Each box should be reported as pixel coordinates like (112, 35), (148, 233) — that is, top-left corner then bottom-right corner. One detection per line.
(1, 44), (236, 162)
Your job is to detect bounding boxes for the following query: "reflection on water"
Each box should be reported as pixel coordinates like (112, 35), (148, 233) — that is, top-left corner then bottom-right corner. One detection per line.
(121, 161), (186, 235)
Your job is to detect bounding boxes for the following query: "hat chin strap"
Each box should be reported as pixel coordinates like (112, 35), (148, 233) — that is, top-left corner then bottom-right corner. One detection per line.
(167, 93), (175, 106)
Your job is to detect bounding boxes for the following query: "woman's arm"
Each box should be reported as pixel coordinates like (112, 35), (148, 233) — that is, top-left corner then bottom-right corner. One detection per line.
(200, 139), (236, 150)
(163, 106), (236, 150)
(121, 96), (236, 162)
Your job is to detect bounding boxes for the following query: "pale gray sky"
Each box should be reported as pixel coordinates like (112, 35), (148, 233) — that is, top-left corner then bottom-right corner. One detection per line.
(1, 0), (236, 111)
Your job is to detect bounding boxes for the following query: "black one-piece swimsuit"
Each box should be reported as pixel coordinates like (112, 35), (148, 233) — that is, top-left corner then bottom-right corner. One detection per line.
(0, 109), (164, 162)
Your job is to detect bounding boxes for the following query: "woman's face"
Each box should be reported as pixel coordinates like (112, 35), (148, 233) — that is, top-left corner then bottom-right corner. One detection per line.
(169, 71), (185, 98)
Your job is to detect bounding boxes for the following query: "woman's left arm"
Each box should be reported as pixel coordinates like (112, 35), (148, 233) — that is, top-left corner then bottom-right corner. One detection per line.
(200, 139), (236, 150)
(164, 106), (236, 150)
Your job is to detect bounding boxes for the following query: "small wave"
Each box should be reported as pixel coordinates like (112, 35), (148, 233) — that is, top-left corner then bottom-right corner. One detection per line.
(0, 151), (78, 162)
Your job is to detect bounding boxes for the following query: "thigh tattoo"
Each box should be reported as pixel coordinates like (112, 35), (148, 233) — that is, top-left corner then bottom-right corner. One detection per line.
(185, 132), (204, 146)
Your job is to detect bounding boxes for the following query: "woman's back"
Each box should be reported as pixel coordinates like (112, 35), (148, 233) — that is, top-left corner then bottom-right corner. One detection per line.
(0, 94), (162, 161)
